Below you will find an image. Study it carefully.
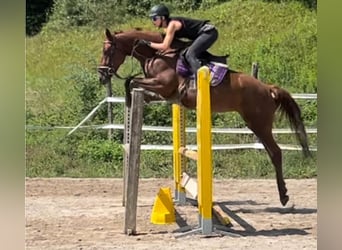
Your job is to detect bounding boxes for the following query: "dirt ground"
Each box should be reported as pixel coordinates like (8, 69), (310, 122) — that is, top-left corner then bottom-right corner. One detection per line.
(25, 178), (317, 250)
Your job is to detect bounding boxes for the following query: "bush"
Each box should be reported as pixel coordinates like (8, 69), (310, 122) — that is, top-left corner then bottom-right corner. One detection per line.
(77, 139), (123, 163)
(46, 0), (129, 32)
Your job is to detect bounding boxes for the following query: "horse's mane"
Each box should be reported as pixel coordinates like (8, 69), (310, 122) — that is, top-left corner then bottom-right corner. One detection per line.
(113, 28), (163, 43)
(113, 27), (191, 50)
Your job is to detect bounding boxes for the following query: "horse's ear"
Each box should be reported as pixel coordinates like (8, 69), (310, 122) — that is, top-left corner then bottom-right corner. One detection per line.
(105, 28), (113, 41)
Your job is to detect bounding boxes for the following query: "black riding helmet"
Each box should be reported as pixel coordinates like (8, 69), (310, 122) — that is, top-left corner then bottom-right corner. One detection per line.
(149, 4), (170, 18)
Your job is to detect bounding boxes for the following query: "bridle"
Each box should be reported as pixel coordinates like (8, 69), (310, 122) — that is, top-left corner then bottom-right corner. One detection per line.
(97, 39), (144, 80)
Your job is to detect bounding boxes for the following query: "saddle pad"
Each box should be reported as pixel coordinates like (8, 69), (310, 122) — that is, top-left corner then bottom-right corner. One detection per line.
(207, 62), (228, 86)
(176, 58), (193, 78)
(176, 59), (228, 86)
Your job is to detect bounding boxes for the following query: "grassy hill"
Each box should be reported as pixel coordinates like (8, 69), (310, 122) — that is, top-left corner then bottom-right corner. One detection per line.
(26, 0), (317, 178)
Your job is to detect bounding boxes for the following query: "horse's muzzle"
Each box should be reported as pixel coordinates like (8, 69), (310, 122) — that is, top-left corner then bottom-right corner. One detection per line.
(97, 66), (113, 84)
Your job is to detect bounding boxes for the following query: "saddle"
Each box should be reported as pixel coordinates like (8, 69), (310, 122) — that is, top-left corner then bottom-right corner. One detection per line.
(176, 49), (229, 86)
(162, 35), (229, 86)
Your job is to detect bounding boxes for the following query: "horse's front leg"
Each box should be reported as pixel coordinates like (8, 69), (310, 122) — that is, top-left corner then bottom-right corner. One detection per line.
(131, 77), (164, 92)
(125, 77), (165, 107)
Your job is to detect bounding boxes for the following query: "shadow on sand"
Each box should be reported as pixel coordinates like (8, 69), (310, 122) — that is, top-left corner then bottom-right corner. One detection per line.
(173, 198), (316, 237)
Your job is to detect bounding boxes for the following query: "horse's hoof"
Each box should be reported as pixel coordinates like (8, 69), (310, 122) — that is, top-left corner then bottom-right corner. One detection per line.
(281, 195), (289, 206)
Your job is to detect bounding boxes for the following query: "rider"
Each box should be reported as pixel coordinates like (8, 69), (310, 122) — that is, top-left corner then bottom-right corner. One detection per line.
(139, 3), (219, 76)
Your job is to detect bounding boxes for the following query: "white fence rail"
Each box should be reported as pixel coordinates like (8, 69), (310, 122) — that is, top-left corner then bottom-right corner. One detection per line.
(27, 94), (317, 152)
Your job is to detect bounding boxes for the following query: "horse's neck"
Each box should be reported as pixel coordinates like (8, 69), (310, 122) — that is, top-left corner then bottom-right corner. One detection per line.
(118, 30), (181, 70)
(118, 31), (162, 61)
(141, 33), (163, 43)
(119, 30), (163, 43)
(133, 32), (182, 58)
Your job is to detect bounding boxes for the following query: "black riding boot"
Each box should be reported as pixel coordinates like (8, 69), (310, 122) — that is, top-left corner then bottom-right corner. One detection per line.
(186, 56), (202, 88)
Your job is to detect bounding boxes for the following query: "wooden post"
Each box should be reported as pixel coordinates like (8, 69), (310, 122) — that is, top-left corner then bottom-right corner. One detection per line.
(123, 88), (144, 235)
(122, 105), (131, 207)
(106, 82), (113, 139)
(252, 62), (259, 79)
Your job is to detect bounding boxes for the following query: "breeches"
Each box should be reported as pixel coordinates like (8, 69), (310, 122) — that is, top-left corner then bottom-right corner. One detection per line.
(185, 27), (218, 74)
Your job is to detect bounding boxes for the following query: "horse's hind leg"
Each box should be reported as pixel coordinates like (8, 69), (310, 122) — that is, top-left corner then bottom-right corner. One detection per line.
(242, 113), (289, 206)
(259, 130), (289, 206)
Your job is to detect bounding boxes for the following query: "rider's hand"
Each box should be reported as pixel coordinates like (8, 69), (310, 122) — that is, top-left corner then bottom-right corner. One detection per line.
(137, 39), (151, 46)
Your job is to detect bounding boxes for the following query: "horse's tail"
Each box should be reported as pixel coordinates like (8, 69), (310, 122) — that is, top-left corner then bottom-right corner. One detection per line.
(270, 86), (312, 158)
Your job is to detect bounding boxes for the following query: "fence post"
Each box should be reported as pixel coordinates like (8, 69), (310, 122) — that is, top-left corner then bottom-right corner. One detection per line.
(122, 104), (131, 207)
(106, 82), (113, 139)
(252, 62), (259, 79)
(123, 88), (144, 235)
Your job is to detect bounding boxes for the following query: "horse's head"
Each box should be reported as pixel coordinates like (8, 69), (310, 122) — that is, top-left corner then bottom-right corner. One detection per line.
(98, 28), (165, 84)
(98, 28), (128, 84)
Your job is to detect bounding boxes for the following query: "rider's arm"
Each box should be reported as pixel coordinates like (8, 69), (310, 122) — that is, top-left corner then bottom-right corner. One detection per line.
(150, 20), (180, 51)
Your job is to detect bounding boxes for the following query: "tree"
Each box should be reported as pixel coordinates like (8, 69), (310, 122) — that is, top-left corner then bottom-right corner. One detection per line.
(26, 0), (54, 36)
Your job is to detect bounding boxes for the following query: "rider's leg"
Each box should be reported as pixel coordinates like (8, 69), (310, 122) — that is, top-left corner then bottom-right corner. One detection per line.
(185, 28), (218, 75)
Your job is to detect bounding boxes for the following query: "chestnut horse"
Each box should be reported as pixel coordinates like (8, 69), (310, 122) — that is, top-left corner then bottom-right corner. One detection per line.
(98, 28), (311, 206)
